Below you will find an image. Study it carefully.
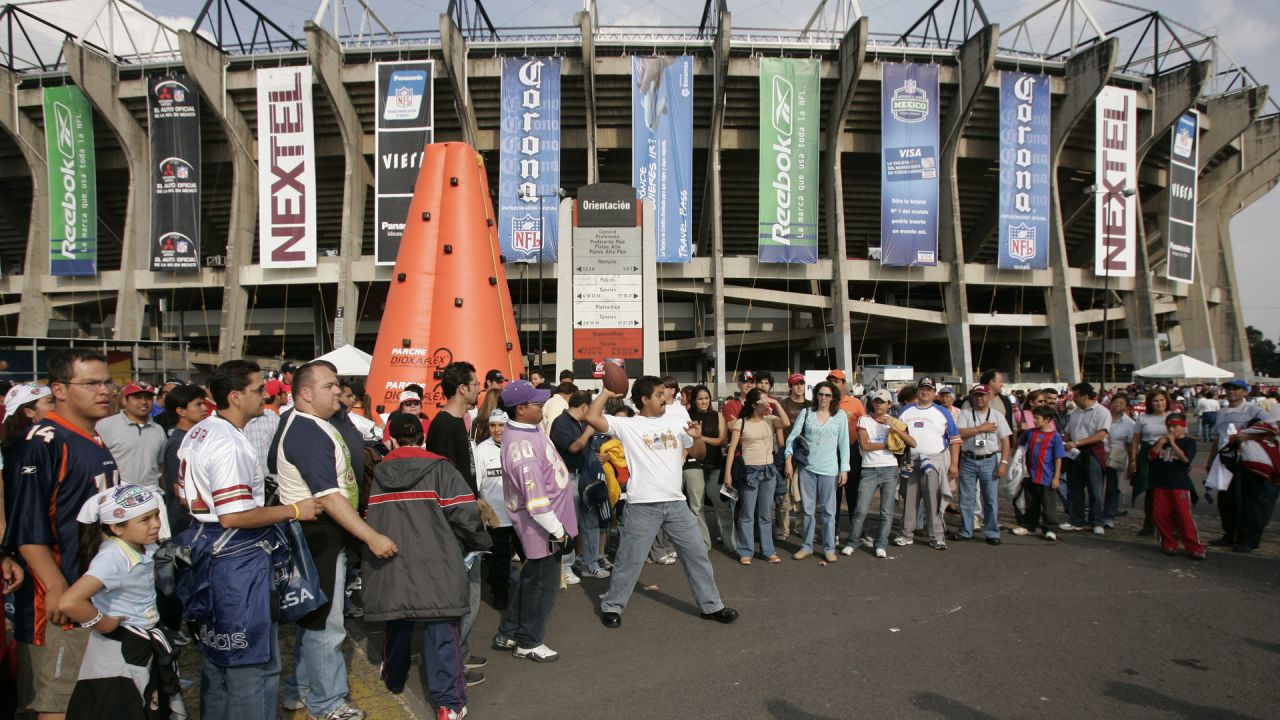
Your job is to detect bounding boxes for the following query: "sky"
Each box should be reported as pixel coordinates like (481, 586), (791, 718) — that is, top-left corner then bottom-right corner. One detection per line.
(16, 0), (1280, 340)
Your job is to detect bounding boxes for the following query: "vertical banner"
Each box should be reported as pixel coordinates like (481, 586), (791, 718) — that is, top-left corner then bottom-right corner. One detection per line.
(758, 58), (819, 264)
(375, 61), (434, 265)
(632, 56), (692, 263)
(498, 57), (561, 263)
(1095, 86), (1137, 278)
(880, 62), (939, 266)
(148, 75), (201, 272)
(997, 72), (1051, 270)
(1166, 112), (1199, 283)
(43, 86), (97, 276)
(257, 66), (316, 269)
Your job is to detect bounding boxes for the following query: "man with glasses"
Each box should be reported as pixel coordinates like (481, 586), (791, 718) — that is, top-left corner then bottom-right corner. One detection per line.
(827, 370), (867, 545)
(3, 348), (120, 719)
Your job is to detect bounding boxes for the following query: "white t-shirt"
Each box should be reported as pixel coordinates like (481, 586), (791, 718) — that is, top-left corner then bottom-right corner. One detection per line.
(473, 437), (511, 527)
(663, 402), (691, 427)
(604, 413), (693, 504)
(178, 415), (264, 523)
(897, 403), (960, 456)
(857, 415), (898, 468)
(1196, 397), (1219, 415)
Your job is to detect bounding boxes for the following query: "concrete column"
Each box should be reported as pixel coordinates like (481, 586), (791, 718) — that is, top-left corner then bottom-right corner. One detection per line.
(709, 8), (731, 397)
(307, 22), (367, 348)
(440, 14), (480, 148)
(821, 17), (868, 378)
(1046, 39), (1117, 383)
(576, 10), (599, 184)
(63, 41), (148, 340)
(178, 30), (255, 361)
(0, 69), (50, 336)
(938, 24), (998, 386)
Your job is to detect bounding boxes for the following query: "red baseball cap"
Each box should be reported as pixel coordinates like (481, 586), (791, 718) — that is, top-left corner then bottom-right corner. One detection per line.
(121, 383), (155, 398)
(787, 373), (805, 386)
(264, 379), (285, 397)
(971, 383), (991, 395)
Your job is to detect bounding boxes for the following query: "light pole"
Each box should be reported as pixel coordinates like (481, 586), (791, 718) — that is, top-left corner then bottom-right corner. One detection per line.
(1084, 183), (1136, 391)
(518, 187), (564, 376)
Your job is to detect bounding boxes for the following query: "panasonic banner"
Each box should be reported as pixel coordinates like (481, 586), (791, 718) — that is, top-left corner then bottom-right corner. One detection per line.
(499, 56), (561, 263)
(880, 62), (940, 266)
(1165, 112), (1198, 284)
(997, 72), (1051, 270)
(632, 56), (692, 263)
(1095, 86), (1137, 278)
(375, 61), (434, 265)
(43, 86), (97, 276)
(257, 66), (317, 269)
(148, 75), (201, 272)
(758, 58), (819, 264)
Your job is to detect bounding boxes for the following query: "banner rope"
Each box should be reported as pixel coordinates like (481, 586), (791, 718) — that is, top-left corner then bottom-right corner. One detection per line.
(976, 284), (998, 373)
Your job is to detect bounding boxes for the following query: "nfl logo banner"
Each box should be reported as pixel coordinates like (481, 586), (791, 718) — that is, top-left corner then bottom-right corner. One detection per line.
(148, 74), (201, 272)
(499, 57), (561, 263)
(375, 61), (434, 265)
(880, 62), (940, 267)
(997, 72), (1050, 270)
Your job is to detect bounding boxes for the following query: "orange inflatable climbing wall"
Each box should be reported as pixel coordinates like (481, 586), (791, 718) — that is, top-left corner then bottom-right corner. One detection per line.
(365, 142), (524, 420)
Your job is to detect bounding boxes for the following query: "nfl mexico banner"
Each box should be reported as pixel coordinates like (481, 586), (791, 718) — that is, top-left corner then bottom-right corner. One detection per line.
(499, 57), (561, 263)
(375, 61), (434, 265)
(43, 86), (97, 276)
(880, 63), (939, 266)
(148, 75), (201, 272)
(1165, 112), (1198, 283)
(758, 58), (819, 264)
(997, 72), (1051, 270)
(257, 66), (316, 269)
(632, 56), (692, 263)
(1095, 86), (1137, 278)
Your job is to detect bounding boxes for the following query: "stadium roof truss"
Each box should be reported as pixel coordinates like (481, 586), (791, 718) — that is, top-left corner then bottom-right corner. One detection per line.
(193, 0), (303, 55)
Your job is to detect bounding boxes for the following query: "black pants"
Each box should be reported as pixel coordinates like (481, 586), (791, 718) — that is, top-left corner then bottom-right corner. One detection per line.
(382, 618), (465, 710)
(485, 527), (518, 600)
(843, 443), (864, 525)
(1022, 481), (1060, 533)
(1220, 471), (1274, 548)
(497, 550), (562, 649)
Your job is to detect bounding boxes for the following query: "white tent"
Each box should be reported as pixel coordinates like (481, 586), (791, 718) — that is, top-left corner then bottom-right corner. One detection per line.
(1132, 354), (1233, 381)
(312, 344), (373, 375)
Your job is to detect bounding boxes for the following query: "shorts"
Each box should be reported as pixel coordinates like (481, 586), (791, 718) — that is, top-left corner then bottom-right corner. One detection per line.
(16, 626), (90, 713)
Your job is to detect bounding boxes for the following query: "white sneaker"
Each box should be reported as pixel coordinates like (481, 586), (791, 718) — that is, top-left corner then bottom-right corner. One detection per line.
(580, 566), (611, 579)
(892, 536), (914, 547)
(840, 545), (855, 556)
(512, 644), (560, 663)
(1093, 526), (1105, 536)
(562, 570), (581, 585)
(1011, 526), (1029, 536)
(313, 703), (366, 720)
(1044, 531), (1059, 542)
(1057, 523), (1082, 532)
(282, 698), (306, 711)
(657, 552), (677, 565)
(875, 548), (888, 559)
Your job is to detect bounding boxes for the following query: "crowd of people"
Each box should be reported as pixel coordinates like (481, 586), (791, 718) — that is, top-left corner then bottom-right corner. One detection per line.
(1, 351), (1278, 720)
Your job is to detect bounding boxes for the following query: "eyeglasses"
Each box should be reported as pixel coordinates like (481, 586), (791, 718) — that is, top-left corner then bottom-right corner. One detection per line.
(64, 379), (115, 390)
(815, 392), (834, 398)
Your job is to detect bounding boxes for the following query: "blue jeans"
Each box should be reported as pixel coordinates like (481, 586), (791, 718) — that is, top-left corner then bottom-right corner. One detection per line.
(798, 468), (838, 553)
(461, 559), (481, 659)
(1103, 467), (1122, 524)
(1067, 456), (1105, 528)
(284, 550), (350, 716)
(958, 454), (1001, 539)
(577, 485), (604, 571)
(735, 465), (779, 559)
(848, 465), (898, 550)
(498, 551), (562, 648)
(601, 500), (725, 615)
(200, 624), (280, 720)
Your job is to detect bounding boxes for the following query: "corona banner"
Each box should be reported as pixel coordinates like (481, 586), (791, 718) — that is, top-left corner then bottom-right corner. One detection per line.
(632, 56), (692, 263)
(43, 86), (97, 276)
(1166, 112), (1198, 283)
(758, 58), (819, 264)
(997, 72), (1050, 270)
(375, 61), (434, 265)
(257, 66), (317, 269)
(880, 62), (939, 267)
(499, 56), (561, 263)
(148, 75), (201, 272)
(1095, 86), (1137, 278)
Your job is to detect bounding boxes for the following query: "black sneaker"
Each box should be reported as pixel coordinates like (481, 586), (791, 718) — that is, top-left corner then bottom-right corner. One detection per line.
(465, 670), (485, 687)
(929, 540), (948, 551)
(464, 655), (487, 669)
(492, 634), (517, 650)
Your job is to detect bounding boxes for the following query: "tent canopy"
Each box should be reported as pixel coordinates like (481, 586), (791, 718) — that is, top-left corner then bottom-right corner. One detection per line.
(311, 344), (373, 375)
(1132, 354), (1234, 381)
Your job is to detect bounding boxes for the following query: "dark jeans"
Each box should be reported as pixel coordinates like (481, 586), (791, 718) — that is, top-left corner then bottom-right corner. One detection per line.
(381, 618), (465, 712)
(1067, 456), (1105, 528)
(200, 624), (280, 720)
(1022, 481), (1060, 533)
(1219, 471), (1275, 548)
(497, 550), (562, 649)
(843, 443), (864, 523)
(485, 527), (518, 600)
(1103, 467), (1123, 524)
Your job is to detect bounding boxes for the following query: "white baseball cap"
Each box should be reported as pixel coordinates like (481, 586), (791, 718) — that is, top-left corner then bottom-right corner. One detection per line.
(398, 390), (422, 403)
(5, 383), (51, 418)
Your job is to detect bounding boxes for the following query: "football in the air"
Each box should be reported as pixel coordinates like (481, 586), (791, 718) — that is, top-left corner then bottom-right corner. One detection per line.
(602, 361), (629, 394)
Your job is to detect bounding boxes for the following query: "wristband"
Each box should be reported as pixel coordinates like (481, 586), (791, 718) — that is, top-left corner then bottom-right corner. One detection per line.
(291, 503), (301, 521)
(80, 611), (104, 629)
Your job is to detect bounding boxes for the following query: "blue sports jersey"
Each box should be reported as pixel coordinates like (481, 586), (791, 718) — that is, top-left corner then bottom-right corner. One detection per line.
(2, 412), (119, 644)
(1020, 428), (1066, 487)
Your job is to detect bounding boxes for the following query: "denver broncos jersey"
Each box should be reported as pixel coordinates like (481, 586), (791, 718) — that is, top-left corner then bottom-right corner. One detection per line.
(1, 412), (119, 644)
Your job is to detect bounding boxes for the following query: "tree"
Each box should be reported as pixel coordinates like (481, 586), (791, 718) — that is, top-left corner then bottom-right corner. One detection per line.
(1246, 326), (1280, 378)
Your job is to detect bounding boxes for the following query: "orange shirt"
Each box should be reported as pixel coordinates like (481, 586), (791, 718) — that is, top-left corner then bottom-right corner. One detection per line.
(838, 395), (866, 439)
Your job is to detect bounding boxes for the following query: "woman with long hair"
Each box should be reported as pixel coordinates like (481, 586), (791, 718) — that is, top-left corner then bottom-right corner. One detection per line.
(724, 388), (788, 565)
(470, 387), (503, 444)
(783, 381), (850, 562)
(683, 385), (730, 551)
(1130, 389), (1172, 535)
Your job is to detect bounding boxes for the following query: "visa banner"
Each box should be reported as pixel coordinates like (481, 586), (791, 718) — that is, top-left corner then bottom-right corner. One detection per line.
(758, 58), (819, 264)
(43, 86), (97, 276)
(374, 61), (434, 265)
(880, 62), (939, 266)
(498, 56), (561, 263)
(1165, 112), (1198, 284)
(632, 56), (692, 263)
(997, 72), (1051, 270)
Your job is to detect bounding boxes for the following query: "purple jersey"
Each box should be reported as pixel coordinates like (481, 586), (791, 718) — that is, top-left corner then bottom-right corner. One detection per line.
(501, 421), (578, 559)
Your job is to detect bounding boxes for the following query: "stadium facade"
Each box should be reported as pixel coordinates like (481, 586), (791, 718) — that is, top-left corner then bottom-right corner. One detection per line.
(0, 0), (1274, 391)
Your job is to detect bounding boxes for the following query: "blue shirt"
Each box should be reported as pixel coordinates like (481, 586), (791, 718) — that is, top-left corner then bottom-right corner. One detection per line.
(86, 538), (159, 629)
(1021, 429), (1066, 486)
(784, 408), (850, 476)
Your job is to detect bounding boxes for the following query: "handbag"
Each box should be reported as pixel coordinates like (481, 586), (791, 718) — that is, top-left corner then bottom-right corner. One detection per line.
(791, 409), (811, 470)
(276, 520), (329, 623)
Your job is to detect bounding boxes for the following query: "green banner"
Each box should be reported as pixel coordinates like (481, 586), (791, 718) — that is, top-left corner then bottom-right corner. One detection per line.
(43, 86), (97, 276)
(758, 58), (819, 264)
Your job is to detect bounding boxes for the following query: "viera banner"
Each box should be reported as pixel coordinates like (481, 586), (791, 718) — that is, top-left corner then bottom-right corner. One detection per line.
(632, 56), (692, 263)
(997, 72), (1051, 270)
(499, 56), (561, 263)
(43, 86), (97, 276)
(148, 75), (201, 272)
(758, 58), (819, 264)
(1165, 112), (1198, 284)
(880, 62), (939, 266)
(1095, 86), (1137, 278)
(374, 61), (434, 265)
(257, 66), (316, 269)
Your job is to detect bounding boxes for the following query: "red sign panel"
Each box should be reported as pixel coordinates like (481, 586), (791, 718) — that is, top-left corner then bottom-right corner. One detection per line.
(573, 328), (642, 362)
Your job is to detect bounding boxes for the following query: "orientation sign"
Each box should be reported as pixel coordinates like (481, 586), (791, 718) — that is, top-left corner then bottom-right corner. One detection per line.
(572, 184), (644, 377)
(499, 57), (561, 263)
(1165, 112), (1198, 284)
(880, 62), (939, 266)
(758, 58), (819, 264)
(148, 75), (201, 272)
(632, 56), (692, 263)
(43, 86), (97, 276)
(1095, 86), (1137, 278)
(375, 61), (434, 265)
(997, 72), (1051, 270)
(257, 67), (317, 269)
